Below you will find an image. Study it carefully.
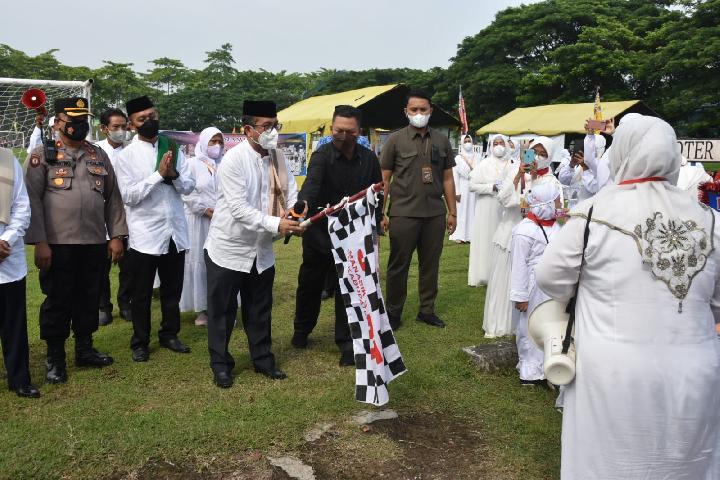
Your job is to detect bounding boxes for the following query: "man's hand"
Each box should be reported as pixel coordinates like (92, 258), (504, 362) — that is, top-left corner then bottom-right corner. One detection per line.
(447, 214), (457, 235)
(34, 242), (52, 271)
(515, 301), (529, 312)
(380, 215), (389, 235)
(204, 208), (214, 219)
(278, 218), (305, 237)
(158, 151), (175, 178)
(35, 113), (46, 129)
(108, 238), (124, 264)
(0, 240), (11, 262)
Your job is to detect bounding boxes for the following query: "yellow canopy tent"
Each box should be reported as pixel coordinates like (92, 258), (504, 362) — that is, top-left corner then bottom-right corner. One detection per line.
(279, 84), (460, 136)
(476, 100), (657, 136)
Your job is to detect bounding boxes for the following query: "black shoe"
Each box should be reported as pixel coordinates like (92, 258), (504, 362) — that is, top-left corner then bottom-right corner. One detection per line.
(98, 310), (113, 326)
(132, 347), (149, 362)
(46, 341), (67, 384)
(254, 365), (287, 380)
(320, 289), (332, 301)
(46, 361), (68, 384)
(159, 337), (191, 353)
(76, 348), (114, 368)
(119, 308), (132, 321)
(389, 314), (402, 331)
(339, 351), (355, 367)
(213, 371), (233, 388)
(416, 312), (446, 328)
(291, 332), (308, 349)
(11, 384), (41, 398)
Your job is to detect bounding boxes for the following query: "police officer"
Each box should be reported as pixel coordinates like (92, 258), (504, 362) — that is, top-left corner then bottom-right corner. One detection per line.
(24, 97), (128, 384)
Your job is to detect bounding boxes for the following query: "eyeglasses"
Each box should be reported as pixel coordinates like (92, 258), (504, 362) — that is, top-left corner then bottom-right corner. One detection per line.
(250, 122), (282, 133)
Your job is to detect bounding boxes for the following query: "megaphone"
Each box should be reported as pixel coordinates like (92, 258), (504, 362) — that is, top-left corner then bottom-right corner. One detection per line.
(21, 88), (47, 114)
(528, 299), (576, 385)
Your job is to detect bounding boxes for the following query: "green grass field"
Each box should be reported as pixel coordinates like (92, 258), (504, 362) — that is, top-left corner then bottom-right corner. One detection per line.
(0, 238), (561, 479)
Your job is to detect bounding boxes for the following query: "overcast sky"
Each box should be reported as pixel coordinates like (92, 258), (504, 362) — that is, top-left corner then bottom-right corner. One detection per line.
(1, 0), (537, 73)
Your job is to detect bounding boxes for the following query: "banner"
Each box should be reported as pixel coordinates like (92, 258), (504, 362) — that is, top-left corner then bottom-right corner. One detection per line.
(159, 130), (308, 176)
(327, 188), (406, 406)
(677, 139), (719, 163)
(458, 86), (468, 135)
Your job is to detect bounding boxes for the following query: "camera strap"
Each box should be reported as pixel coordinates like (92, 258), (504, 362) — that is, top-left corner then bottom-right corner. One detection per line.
(561, 205), (593, 355)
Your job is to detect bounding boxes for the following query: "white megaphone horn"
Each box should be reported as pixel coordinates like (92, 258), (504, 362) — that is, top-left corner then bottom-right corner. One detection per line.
(528, 299), (576, 385)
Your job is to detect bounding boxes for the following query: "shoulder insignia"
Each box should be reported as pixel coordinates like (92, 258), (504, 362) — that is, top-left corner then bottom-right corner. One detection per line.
(29, 155), (41, 168)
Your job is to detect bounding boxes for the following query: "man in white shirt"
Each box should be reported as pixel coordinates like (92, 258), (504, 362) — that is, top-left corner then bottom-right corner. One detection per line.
(0, 148), (39, 398)
(114, 96), (195, 362)
(204, 100), (303, 388)
(96, 108), (132, 326)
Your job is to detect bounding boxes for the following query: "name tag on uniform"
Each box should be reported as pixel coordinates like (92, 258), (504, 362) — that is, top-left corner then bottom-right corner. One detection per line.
(421, 165), (433, 184)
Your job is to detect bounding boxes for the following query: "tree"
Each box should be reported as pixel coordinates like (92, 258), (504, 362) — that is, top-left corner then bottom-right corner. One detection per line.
(144, 57), (190, 95)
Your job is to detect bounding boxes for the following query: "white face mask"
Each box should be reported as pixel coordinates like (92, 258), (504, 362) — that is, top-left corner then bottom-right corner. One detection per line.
(408, 113), (430, 129)
(106, 129), (126, 144)
(257, 127), (278, 150)
(493, 145), (506, 158)
(536, 154), (550, 169)
(206, 144), (222, 159)
(462, 143), (473, 152)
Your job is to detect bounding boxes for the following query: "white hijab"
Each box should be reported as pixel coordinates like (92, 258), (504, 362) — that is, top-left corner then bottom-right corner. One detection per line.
(528, 182), (560, 220)
(194, 126), (223, 164)
(573, 115), (714, 312)
(529, 136), (556, 169)
(489, 133), (509, 159)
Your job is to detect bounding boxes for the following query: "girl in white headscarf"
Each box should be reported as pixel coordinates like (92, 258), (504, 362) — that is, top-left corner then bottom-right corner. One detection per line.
(180, 127), (224, 325)
(536, 115), (720, 480)
(468, 134), (512, 286)
(449, 134), (479, 243)
(509, 183), (561, 385)
(677, 155), (712, 199)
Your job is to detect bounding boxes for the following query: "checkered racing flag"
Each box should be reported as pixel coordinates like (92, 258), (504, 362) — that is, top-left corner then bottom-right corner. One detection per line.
(327, 187), (407, 406)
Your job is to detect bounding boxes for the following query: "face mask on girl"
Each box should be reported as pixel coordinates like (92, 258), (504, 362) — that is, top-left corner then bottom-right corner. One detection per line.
(206, 144), (223, 159)
(462, 143), (473, 153)
(493, 145), (506, 158)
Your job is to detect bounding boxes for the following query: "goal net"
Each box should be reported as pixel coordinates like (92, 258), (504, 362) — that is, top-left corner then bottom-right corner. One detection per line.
(0, 77), (92, 158)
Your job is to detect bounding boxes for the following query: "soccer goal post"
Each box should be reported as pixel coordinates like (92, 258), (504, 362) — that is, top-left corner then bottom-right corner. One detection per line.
(0, 77), (93, 155)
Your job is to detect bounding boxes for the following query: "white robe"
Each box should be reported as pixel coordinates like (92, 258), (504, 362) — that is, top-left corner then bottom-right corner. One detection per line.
(481, 162), (523, 337)
(509, 218), (560, 380)
(449, 153), (477, 242)
(536, 206), (720, 480)
(467, 155), (510, 286)
(179, 156), (218, 312)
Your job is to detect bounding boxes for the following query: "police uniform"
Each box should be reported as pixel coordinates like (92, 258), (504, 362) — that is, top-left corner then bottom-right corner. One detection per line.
(24, 97), (128, 384)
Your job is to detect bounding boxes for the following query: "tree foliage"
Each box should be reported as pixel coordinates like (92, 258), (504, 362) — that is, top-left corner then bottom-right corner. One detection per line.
(1, 0), (717, 136)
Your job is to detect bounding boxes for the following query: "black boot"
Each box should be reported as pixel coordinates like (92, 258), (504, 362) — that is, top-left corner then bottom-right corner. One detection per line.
(46, 340), (68, 384)
(75, 336), (114, 368)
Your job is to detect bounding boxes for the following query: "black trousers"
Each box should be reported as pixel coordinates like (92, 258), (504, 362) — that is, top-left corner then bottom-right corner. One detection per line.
(205, 251), (276, 375)
(126, 241), (185, 349)
(0, 278), (31, 389)
(99, 238), (132, 313)
(39, 244), (106, 342)
(293, 240), (351, 354)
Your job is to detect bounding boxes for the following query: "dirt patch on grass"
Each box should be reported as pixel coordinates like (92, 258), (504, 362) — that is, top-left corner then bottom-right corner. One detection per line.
(298, 411), (500, 480)
(105, 412), (506, 480)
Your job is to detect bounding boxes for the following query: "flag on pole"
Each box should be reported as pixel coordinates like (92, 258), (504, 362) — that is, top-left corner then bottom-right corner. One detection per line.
(327, 188), (407, 406)
(458, 85), (469, 135)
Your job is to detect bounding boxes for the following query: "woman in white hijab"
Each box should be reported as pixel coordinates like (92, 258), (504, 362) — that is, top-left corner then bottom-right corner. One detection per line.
(449, 134), (479, 243)
(180, 127), (224, 325)
(510, 182), (562, 385)
(468, 134), (511, 286)
(677, 155), (712, 199)
(536, 115), (720, 479)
